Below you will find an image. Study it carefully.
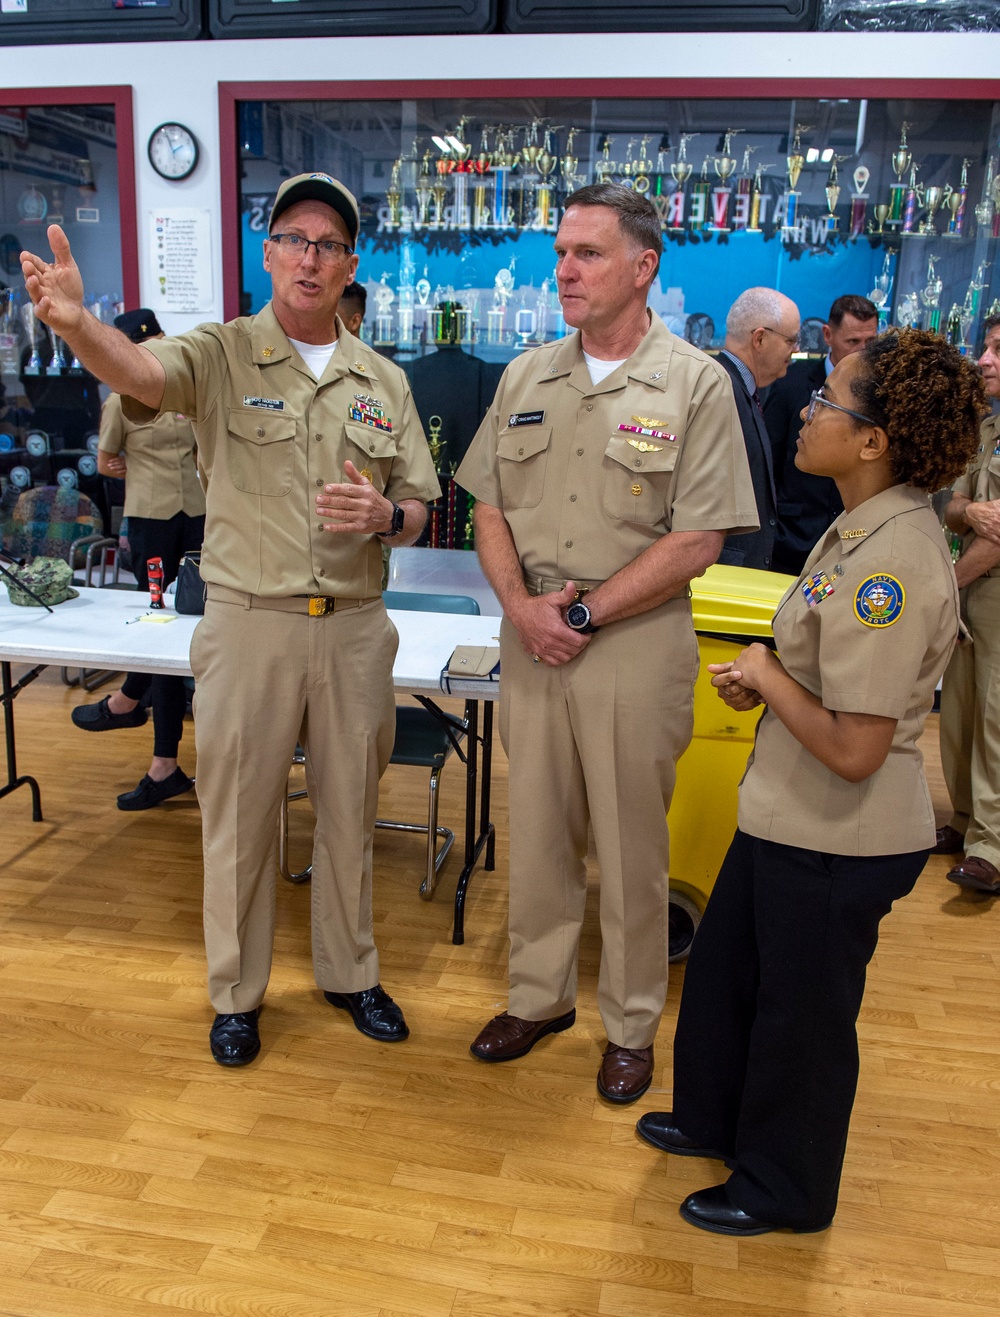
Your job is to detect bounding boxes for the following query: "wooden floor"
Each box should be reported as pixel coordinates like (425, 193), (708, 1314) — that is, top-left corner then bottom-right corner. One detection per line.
(1, 667), (1000, 1317)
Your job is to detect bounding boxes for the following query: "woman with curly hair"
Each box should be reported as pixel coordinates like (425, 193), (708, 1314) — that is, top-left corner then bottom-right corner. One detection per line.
(636, 328), (988, 1236)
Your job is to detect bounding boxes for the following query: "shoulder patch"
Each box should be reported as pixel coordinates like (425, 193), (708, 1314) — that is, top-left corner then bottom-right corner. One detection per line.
(854, 573), (905, 628)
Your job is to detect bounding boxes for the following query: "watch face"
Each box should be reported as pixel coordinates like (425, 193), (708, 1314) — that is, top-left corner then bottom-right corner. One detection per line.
(147, 123), (198, 181)
(567, 602), (589, 629)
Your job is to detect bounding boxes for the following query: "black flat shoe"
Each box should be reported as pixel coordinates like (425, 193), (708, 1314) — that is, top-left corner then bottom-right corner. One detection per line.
(210, 1009), (260, 1066)
(636, 1112), (735, 1166)
(680, 1184), (831, 1237)
(117, 768), (194, 811)
(72, 694), (148, 732)
(324, 984), (409, 1041)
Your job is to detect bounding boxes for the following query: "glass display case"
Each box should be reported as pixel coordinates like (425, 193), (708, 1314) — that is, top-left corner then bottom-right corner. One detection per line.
(0, 88), (137, 527)
(225, 83), (999, 547)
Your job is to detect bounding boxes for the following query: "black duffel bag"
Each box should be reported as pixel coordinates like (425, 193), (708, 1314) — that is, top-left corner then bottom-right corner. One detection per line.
(174, 551), (205, 615)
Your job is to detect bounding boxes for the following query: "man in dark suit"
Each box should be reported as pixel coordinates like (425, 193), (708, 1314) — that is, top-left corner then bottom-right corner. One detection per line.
(716, 287), (800, 572)
(762, 294), (878, 575)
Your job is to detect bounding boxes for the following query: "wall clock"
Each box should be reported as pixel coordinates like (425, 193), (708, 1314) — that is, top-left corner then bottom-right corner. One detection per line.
(147, 122), (198, 182)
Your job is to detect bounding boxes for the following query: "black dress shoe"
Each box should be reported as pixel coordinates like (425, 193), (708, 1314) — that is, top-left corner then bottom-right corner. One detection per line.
(680, 1184), (831, 1237)
(636, 1111), (734, 1166)
(210, 1009), (260, 1067)
(117, 768), (194, 812)
(72, 694), (148, 732)
(932, 825), (966, 855)
(324, 984), (409, 1041)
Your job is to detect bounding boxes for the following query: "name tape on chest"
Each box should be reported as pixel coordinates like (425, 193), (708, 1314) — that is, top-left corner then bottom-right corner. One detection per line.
(243, 396), (284, 411)
(801, 570), (836, 608)
(854, 573), (905, 628)
(507, 411), (545, 428)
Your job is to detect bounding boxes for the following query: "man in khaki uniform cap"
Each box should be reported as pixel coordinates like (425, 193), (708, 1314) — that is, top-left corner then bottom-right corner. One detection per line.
(21, 172), (440, 1067)
(938, 315), (1000, 892)
(72, 309), (205, 811)
(456, 182), (757, 1104)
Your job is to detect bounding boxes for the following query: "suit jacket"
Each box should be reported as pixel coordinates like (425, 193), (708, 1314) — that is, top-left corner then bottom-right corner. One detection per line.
(716, 351), (777, 571)
(762, 356), (843, 576)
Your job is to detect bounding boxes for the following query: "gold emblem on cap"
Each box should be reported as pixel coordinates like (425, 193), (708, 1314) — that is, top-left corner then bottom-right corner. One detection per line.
(627, 438), (664, 453)
(262, 346), (274, 357)
(631, 483), (643, 496)
(360, 468), (373, 481)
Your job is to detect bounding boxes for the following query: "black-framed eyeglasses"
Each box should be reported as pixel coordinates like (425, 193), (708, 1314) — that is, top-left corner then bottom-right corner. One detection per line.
(805, 388), (877, 426)
(759, 325), (801, 349)
(268, 233), (355, 261)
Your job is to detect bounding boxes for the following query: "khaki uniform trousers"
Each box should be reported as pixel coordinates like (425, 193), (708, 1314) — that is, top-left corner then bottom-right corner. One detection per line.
(189, 595), (398, 1013)
(499, 594), (699, 1049)
(940, 575), (1000, 868)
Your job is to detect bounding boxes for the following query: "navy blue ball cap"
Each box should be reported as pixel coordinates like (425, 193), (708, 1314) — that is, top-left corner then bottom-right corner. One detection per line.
(268, 173), (359, 247)
(114, 308), (163, 343)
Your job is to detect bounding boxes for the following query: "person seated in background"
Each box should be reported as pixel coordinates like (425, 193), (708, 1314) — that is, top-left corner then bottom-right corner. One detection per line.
(763, 294), (878, 575)
(72, 309), (205, 811)
(716, 287), (801, 571)
(338, 281), (366, 337)
(636, 328), (986, 1238)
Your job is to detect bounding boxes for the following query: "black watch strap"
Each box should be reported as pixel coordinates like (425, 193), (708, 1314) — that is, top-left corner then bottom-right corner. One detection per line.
(379, 502), (405, 539)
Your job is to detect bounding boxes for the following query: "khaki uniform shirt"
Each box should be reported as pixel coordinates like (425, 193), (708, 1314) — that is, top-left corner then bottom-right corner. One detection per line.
(124, 304), (440, 599)
(455, 312), (758, 583)
(738, 483), (960, 856)
(98, 393), (206, 521)
(953, 413), (1000, 572)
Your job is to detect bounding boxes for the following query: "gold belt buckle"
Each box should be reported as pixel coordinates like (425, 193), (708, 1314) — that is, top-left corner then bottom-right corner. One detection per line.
(308, 596), (335, 617)
(573, 586), (590, 602)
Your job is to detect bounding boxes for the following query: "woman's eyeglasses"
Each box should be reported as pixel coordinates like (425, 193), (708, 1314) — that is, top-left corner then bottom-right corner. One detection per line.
(805, 389), (877, 427)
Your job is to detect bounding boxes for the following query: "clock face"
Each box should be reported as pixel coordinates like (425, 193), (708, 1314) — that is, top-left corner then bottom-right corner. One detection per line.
(147, 123), (198, 181)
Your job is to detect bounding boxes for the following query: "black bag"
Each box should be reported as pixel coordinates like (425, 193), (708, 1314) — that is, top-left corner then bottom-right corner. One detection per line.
(174, 551), (205, 615)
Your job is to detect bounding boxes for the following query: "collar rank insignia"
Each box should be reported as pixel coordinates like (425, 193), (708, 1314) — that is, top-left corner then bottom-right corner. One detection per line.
(854, 573), (905, 628)
(350, 393), (392, 433)
(841, 528), (868, 540)
(802, 570), (835, 608)
(261, 346), (274, 357)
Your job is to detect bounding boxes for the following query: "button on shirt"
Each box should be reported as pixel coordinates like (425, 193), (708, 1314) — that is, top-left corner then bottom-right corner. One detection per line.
(123, 304), (440, 598)
(455, 312), (758, 583)
(738, 483), (960, 855)
(98, 393), (205, 522)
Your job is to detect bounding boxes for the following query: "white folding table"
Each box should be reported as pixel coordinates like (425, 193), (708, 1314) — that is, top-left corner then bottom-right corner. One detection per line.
(0, 587), (500, 943)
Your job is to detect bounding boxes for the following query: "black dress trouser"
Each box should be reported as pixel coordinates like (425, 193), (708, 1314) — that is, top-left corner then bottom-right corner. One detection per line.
(672, 828), (928, 1229)
(120, 512), (205, 759)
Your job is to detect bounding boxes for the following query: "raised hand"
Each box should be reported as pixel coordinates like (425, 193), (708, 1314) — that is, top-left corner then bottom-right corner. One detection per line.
(20, 225), (85, 339)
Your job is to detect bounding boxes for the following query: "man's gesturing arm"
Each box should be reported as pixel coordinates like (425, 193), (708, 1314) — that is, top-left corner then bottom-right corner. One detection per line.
(473, 501), (589, 666)
(21, 224), (165, 410)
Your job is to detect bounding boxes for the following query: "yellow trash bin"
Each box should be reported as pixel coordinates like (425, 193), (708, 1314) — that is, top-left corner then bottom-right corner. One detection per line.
(667, 563), (794, 960)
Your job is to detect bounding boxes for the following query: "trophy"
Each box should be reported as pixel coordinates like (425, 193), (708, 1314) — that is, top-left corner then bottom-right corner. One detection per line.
(870, 202), (890, 237)
(849, 165), (870, 238)
(396, 244), (416, 350)
(897, 291), (920, 329)
(974, 156), (995, 233)
(945, 303), (963, 347)
(900, 164), (922, 236)
(746, 164), (770, 233)
(431, 176), (448, 229)
(534, 126), (558, 231)
(426, 415), (445, 468)
(415, 151), (433, 228)
(781, 123), (809, 236)
(633, 135), (653, 195)
(487, 260), (515, 344)
(450, 120), (472, 230)
(20, 302), (43, 376)
(667, 132), (698, 232)
(561, 128), (583, 195)
(824, 158), (847, 233)
(492, 128), (518, 230)
(595, 135), (615, 185)
(868, 252), (894, 330)
(919, 181), (951, 236)
(373, 275), (395, 346)
(689, 158), (712, 233)
(384, 158), (402, 231)
(943, 159), (969, 239)
(887, 122), (912, 228)
(535, 276), (554, 343)
(514, 302), (537, 350)
(709, 129), (741, 232)
(472, 128), (492, 231)
(920, 254), (943, 333)
(733, 146), (757, 230)
(50, 332), (69, 375)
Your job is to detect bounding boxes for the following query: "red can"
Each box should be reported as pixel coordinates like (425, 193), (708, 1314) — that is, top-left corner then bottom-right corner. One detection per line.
(147, 556), (165, 609)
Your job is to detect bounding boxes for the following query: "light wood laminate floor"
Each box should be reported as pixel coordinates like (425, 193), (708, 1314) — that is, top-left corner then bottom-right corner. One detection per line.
(0, 667), (998, 1317)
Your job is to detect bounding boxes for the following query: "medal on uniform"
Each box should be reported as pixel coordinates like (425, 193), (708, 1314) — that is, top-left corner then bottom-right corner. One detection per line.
(802, 570), (835, 607)
(349, 393), (393, 432)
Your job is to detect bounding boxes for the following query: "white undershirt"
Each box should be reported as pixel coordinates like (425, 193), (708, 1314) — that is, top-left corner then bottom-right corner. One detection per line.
(289, 336), (338, 380)
(583, 350), (628, 386)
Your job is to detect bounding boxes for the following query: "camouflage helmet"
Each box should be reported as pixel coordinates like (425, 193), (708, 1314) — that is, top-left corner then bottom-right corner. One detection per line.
(5, 556), (79, 607)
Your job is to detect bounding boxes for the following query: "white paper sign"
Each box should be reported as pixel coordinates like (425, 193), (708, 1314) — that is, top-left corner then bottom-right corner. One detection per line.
(149, 209), (212, 315)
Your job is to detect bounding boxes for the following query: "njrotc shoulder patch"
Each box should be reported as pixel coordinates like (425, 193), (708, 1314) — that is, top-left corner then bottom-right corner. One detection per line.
(854, 573), (905, 628)
(801, 570), (835, 607)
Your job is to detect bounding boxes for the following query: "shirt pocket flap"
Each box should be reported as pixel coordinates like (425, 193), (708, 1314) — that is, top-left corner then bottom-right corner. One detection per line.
(604, 434), (678, 474)
(345, 422), (398, 460)
(497, 426), (552, 462)
(227, 408), (297, 446)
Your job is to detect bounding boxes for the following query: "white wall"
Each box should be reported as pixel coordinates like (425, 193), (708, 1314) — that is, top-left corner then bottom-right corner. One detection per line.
(4, 32), (999, 330)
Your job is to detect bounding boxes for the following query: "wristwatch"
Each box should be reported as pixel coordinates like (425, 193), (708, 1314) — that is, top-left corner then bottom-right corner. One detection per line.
(566, 600), (599, 634)
(379, 501), (405, 538)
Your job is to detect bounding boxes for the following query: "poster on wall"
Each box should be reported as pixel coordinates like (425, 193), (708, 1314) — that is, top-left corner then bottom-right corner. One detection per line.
(148, 208), (212, 314)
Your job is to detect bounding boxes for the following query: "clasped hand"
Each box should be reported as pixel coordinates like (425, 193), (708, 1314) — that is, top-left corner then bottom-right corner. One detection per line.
(316, 460), (392, 535)
(511, 580), (591, 667)
(708, 642), (776, 712)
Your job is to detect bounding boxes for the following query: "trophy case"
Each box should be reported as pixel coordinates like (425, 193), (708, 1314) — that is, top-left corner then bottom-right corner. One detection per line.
(0, 89), (138, 527)
(226, 84), (1000, 549)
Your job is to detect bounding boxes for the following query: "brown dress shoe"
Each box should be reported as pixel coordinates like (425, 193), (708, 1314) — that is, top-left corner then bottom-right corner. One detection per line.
(947, 855), (1000, 893)
(469, 1009), (576, 1062)
(932, 825), (966, 855)
(597, 1043), (654, 1104)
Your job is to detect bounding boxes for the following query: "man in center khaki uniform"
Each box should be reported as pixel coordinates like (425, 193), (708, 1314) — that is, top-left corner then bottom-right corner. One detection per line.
(456, 184), (758, 1103)
(21, 173), (440, 1067)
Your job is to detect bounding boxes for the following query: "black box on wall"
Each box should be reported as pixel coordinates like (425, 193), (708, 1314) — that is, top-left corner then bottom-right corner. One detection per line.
(210, 0), (496, 37)
(0, 0), (204, 45)
(502, 0), (817, 31)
